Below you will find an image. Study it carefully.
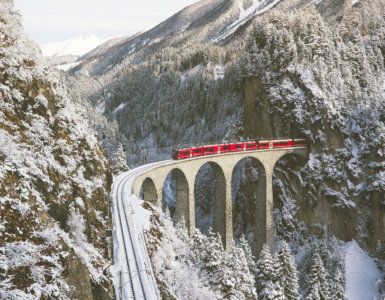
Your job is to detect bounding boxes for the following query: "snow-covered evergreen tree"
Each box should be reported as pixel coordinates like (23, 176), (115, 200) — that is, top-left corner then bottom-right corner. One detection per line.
(201, 228), (225, 290)
(306, 253), (329, 300)
(191, 228), (208, 265)
(277, 241), (300, 300)
(220, 245), (257, 300)
(330, 267), (345, 300)
(256, 244), (284, 300)
(239, 234), (257, 277)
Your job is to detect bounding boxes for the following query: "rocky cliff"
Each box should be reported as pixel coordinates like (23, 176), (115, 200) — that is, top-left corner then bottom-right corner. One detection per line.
(0, 1), (113, 298)
(241, 3), (385, 255)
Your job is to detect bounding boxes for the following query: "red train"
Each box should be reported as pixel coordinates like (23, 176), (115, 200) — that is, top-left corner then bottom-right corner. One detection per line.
(173, 138), (306, 160)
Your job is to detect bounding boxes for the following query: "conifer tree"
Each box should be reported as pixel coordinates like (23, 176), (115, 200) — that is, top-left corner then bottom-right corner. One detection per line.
(306, 253), (329, 300)
(255, 244), (284, 300)
(191, 228), (207, 264)
(220, 248), (257, 300)
(201, 228), (224, 290)
(224, 245), (257, 300)
(277, 241), (301, 300)
(330, 267), (345, 300)
(175, 215), (189, 243)
(239, 234), (257, 276)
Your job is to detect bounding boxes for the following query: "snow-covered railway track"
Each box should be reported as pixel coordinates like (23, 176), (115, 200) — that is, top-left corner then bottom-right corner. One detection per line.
(112, 163), (165, 300)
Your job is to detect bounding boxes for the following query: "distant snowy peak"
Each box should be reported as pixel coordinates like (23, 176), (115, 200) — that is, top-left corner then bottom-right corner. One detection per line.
(41, 34), (106, 57)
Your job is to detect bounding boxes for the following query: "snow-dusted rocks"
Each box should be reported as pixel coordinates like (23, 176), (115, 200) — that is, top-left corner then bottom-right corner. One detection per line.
(0, 1), (113, 298)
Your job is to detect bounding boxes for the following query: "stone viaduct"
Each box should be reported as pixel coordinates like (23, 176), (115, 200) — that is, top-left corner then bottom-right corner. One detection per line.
(132, 147), (307, 254)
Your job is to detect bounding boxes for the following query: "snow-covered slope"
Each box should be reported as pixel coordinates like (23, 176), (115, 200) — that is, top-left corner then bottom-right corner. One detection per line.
(41, 34), (106, 57)
(344, 241), (382, 300)
(212, 0), (282, 43)
(79, 34), (136, 61)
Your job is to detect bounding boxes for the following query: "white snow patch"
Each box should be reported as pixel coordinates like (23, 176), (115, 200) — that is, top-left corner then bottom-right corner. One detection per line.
(128, 195), (152, 231)
(214, 65), (225, 80)
(112, 102), (127, 114)
(212, 0), (282, 43)
(344, 240), (382, 300)
(56, 61), (81, 71)
(303, 0), (325, 7)
(95, 101), (105, 114)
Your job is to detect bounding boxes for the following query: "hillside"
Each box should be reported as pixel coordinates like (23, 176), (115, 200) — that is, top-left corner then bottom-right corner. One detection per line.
(65, 0), (385, 297)
(0, 1), (113, 298)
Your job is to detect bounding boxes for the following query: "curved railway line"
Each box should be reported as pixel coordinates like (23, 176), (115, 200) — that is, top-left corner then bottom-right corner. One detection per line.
(112, 162), (167, 299)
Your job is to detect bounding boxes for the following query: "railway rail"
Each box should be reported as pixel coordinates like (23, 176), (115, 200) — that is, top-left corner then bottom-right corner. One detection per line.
(112, 162), (166, 299)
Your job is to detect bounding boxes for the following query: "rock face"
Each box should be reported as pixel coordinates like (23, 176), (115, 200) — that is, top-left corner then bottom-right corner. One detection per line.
(241, 2), (385, 255)
(0, 1), (113, 298)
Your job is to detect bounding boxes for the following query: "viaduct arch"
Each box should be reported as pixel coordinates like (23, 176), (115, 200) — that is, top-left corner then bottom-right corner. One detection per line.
(132, 147), (307, 254)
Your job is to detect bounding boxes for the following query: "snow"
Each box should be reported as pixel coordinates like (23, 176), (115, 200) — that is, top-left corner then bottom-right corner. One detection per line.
(212, 0), (282, 43)
(56, 61), (81, 71)
(112, 102), (127, 114)
(111, 163), (167, 300)
(344, 240), (382, 300)
(40, 34), (106, 57)
(214, 65), (225, 80)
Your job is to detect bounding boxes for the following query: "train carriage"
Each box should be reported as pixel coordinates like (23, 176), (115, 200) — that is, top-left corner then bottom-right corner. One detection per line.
(173, 138), (306, 160)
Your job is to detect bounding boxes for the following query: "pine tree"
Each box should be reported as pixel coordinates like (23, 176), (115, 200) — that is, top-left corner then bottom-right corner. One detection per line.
(201, 228), (225, 290)
(239, 234), (257, 276)
(330, 267), (345, 300)
(277, 241), (301, 300)
(175, 215), (189, 243)
(256, 244), (284, 300)
(306, 253), (329, 300)
(222, 245), (258, 300)
(191, 228), (207, 264)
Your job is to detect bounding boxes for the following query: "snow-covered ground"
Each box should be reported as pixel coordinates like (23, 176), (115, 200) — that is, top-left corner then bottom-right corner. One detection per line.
(344, 241), (382, 300)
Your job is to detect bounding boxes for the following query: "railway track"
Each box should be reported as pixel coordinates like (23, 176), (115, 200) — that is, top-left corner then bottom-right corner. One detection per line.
(112, 162), (166, 300)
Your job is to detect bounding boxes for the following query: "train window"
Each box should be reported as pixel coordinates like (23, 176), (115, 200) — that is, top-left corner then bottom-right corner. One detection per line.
(247, 143), (255, 147)
(205, 147), (214, 152)
(183, 151), (190, 155)
(236, 145), (242, 149)
(259, 143), (268, 147)
(178, 151), (183, 155)
(193, 149), (202, 153)
(223, 146), (229, 150)
(275, 142), (289, 146)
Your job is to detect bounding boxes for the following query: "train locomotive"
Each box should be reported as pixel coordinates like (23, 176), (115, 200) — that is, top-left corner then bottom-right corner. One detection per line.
(173, 138), (306, 160)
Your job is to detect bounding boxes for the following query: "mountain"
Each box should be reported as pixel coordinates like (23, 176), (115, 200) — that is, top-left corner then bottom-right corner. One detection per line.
(0, 1), (113, 298)
(69, 0), (287, 76)
(64, 0), (385, 297)
(40, 34), (130, 70)
(78, 33), (141, 61)
(41, 34), (105, 57)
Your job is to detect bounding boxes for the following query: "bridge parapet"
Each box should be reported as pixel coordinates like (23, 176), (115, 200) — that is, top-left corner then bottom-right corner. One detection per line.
(131, 147), (307, 254)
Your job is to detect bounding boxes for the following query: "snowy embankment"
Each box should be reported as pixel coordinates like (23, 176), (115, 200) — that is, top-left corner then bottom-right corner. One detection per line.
(110, 162), (172, 300)
(344, 241), (382, 300)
